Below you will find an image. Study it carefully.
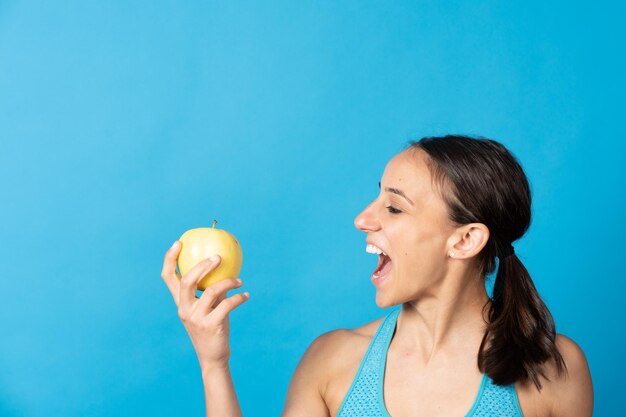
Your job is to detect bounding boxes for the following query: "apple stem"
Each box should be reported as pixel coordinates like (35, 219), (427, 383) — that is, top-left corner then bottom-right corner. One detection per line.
(212, 219), (217, 228)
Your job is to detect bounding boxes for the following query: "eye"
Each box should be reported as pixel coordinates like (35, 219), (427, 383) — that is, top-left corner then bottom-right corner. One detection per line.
(385, 205), (402, 214)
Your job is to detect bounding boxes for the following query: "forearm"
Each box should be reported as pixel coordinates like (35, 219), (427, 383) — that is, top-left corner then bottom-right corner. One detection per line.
(201, 365), (243, 417)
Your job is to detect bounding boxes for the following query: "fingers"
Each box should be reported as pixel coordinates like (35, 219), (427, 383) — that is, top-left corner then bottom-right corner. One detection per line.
(194, 278), (243, 315)
(179, 255), (221, 313)
(161, 241), (182, 305)
(211, 291), (250, 323)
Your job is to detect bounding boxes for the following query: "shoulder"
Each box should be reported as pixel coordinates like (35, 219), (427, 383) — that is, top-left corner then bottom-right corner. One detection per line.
(300, 316), (386, 386)
(542, 334), (594, 417)
(282, 316), (384, 416)
(282, 329), (349, 416)
(308, 314), (385, 351)
(305, 315), (385, 369)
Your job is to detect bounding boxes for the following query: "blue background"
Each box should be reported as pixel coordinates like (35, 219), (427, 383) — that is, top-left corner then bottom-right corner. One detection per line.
(0, 1), (623, 416)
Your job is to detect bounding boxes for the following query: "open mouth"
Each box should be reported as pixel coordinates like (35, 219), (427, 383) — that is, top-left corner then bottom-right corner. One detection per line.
(372, 253), (392, 281)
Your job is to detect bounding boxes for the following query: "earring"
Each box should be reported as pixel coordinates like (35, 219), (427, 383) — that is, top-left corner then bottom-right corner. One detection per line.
(449, 252), (455, 257)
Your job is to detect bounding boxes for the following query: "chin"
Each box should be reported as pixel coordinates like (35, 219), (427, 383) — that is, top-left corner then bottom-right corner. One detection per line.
(375, 294), (396, 309)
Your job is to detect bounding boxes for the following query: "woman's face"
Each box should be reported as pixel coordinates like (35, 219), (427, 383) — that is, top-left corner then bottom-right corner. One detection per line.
(354, 148), (457, 308)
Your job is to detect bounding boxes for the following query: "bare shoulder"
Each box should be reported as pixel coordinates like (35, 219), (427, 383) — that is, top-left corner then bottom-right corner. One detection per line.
(281, 329), (340, 416)
(309, 315), (385, 351)
(542, 334), (594, 417)
(308, 316), (385, 375)
(281, 317), (384, 417)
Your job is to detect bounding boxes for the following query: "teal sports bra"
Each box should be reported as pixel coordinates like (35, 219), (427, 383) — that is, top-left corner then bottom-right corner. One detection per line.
(336, 306), (524, 417)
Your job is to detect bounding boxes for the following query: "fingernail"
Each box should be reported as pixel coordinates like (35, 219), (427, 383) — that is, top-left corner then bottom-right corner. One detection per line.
(171, 240), (179, 249)
(210, 255), (220, 262)
(243, 292), (250, 298)
(235, 279), (242, 284)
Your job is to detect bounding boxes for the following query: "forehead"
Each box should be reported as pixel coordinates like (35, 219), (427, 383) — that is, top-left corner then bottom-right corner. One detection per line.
(381, 148), (434, 197)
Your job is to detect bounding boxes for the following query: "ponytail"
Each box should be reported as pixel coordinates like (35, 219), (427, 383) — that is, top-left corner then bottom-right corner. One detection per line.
(477, 248), (567, 390)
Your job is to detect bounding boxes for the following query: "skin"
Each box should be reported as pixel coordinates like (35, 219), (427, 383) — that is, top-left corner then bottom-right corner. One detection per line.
(162, 147), (593, 417)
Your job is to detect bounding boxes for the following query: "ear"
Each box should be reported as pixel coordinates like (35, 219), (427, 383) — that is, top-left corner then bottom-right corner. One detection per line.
(446, 223), (490, 259)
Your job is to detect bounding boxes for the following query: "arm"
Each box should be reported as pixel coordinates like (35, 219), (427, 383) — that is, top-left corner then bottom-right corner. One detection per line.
(201, 365), (243, 417)
(548, 334), (594, 417)
(281, 331), (340, 417)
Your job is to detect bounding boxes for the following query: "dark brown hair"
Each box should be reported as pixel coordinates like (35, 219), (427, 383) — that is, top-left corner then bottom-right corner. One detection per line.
(407, 134), (567, 390)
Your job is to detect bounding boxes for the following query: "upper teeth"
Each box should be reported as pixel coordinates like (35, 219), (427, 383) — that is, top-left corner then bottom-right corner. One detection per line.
(366, 244), (387, 256)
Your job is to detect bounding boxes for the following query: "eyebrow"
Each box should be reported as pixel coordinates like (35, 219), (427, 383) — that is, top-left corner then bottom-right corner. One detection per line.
(379, 181), (414, 206)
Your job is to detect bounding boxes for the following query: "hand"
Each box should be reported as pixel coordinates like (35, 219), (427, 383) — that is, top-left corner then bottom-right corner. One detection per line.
(161, 240), (250, 370)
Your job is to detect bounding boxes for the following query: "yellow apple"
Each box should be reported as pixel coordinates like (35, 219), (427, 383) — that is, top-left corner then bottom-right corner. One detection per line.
(177, 220), (243, 291)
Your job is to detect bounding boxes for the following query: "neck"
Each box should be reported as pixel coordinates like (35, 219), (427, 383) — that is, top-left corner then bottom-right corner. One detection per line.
(394, 267), (491, 367)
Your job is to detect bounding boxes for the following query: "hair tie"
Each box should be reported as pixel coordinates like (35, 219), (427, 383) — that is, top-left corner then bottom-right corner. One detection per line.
(499, 242), (515, 259)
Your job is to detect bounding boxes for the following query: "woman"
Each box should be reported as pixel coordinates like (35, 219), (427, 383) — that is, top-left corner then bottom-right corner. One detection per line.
(161, 135), (594, 417)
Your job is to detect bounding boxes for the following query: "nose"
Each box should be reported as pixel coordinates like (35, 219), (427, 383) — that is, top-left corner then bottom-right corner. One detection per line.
(354, 200), (381, 233)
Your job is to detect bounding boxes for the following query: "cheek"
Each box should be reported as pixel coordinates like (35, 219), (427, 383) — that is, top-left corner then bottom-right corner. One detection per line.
(398, 231), (447, 273)
(394, 248), (443, 297)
